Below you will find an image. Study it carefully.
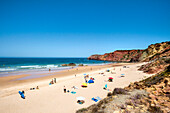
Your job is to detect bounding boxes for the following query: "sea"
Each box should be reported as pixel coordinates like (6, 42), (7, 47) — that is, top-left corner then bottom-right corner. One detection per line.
(0, 58), (112, 78)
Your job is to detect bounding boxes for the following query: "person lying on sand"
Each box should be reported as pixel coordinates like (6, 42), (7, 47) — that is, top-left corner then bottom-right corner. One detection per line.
(77, 100), (85, 104)
(72, 86), (75, 89)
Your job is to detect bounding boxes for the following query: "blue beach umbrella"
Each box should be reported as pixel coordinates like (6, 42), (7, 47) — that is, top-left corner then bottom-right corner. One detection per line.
(105, 84), (107, 88)
(18, 91), (25, 99)
(88, 79), (94, 83)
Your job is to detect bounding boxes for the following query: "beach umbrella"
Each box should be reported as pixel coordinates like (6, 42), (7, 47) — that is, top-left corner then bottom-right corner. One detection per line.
(105, 84), (107, 88)
(106, 69), (110, 72)
(109, 77), (113, 79)
(121, 74), (125, 75)
(74, 86), (79, 89)
(76, 96), (85, 100)
(84, 74), (86, 75)
(81, 83), (87, 86)
(88, 79), (94, 83)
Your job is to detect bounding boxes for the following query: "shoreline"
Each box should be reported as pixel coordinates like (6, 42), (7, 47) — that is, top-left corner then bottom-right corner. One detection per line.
(0, 63), (132, 97)
(0, 63), (112, 76)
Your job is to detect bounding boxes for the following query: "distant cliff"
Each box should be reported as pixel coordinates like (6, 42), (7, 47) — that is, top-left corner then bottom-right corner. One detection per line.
(88, 41), (170, 62)
(88, 50), (144, 62)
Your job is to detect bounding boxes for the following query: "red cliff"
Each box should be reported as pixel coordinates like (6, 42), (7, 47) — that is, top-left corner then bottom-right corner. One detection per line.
(88, 50), (144, 62)
(88, 41), (170, 62)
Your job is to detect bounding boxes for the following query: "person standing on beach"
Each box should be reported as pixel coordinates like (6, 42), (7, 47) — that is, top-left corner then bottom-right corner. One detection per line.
(51, 79), (54, 84)
(85, 79), (87, 83)
(64, 86), (66, 93)
(54, 78), (56, 83)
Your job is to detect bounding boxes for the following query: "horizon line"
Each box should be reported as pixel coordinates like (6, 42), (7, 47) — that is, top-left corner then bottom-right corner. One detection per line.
(0, 57), (88, 58)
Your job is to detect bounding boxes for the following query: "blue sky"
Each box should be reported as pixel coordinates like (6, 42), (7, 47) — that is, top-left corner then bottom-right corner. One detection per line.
(0, 0), (170, 57)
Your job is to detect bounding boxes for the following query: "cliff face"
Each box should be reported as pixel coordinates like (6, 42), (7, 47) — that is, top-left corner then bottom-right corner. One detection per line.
(88, 50), (144, 62)
(139, 41), (170, 62)
(88, 41), (170, 62)
(138, 57), (170, 74)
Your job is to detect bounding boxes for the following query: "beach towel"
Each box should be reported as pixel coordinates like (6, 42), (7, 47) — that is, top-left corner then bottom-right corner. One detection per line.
(79, 102), (83, 104)
(107, 89), (112, 91)
(71, 91), (76, 94)
(96, 96), (102, 100)
(92, 97), (98, 102)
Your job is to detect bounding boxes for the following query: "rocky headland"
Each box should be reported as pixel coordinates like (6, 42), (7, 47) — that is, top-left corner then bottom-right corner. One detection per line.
(88, 41), (170, 63)
(88, 50), (144, 62)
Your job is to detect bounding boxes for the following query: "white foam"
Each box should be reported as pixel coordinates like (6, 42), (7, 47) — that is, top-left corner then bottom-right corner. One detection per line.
(0, 68), (16, 71)
(19, 65), (58, 69)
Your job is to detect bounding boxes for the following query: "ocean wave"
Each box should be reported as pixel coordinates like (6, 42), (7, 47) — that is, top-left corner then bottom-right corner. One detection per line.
(18, 65), (58, 69)
(0, 68), (17, 72)
(0, 63), (111, 73)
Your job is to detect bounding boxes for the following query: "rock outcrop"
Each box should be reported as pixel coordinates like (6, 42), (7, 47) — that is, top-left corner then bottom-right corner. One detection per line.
(138, 57), (170, 74)
(140, 41), (170, 62)
(61, 63), (76, 66)
(88, 41), (170, 62)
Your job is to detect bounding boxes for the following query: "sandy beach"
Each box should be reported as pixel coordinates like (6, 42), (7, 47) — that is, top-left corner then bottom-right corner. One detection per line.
(0, 62), (153, 113)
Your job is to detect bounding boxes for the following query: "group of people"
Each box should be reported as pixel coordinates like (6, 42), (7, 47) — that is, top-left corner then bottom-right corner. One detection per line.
(30, 86), (39, 90)
(84, 75), (89, 83)
(49, 78), (57, 85)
